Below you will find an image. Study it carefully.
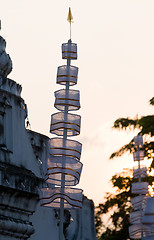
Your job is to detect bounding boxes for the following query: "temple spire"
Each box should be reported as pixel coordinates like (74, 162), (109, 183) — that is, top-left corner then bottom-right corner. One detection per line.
(67, 7), (73, 39)
(39, 8), (83, 240)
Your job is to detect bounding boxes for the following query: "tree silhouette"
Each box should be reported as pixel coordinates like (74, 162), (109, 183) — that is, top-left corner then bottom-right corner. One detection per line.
(110, 97), (154, 169)
(95, 170), (154, 239)
(96, 97), (154, 239)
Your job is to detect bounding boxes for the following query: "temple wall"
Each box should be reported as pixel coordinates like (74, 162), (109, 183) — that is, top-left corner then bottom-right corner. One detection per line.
(30, 196), (97, 240)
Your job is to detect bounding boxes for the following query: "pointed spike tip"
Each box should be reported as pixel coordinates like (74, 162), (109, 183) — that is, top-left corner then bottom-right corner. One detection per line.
(67, 7), (73, 23)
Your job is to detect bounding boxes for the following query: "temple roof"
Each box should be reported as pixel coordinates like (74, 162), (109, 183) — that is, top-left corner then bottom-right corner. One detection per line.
(0, 35), (12, 78)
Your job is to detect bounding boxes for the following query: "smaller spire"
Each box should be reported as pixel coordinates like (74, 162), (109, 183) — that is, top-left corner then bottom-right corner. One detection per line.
(67, 7), (73, 40)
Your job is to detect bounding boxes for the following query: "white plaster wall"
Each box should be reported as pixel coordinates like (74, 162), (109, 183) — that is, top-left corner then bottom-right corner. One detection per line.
(9, 95), (45, 177)
(30, 205), (59, 240)
(30, 197), (97, 240)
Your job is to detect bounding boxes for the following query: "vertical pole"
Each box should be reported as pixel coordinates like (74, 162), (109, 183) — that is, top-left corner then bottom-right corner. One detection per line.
(137, 145), (143, 239)
(59, 41), (71, 240)
(138, 160), (141, 183)
(70, 22), (71, 40)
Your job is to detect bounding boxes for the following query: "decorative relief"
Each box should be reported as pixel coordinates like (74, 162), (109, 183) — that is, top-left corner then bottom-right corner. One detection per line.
(0, 163), (40, 239)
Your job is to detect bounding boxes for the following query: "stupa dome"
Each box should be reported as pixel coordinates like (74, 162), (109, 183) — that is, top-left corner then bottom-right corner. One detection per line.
(0, 35), (12, 77)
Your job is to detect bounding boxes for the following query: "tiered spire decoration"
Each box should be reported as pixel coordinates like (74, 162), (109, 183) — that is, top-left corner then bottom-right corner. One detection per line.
(39, 8), (83, 240)
(141, 197), (154, 240)
(129, 135), (154, 239)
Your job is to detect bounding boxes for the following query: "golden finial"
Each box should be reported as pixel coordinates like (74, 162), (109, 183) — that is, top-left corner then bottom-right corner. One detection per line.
(67, 7), (73, 39)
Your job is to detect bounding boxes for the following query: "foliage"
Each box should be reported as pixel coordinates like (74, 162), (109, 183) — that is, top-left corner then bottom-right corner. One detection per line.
(95, 98), (154, 239)
(113, 115), (154, 137)
(113, 118), (137, 130)
(95, 170), (132, 240)
(95, 170), (154, 240)
(149, 97), (154, 105)
(110, 98), (154, 168)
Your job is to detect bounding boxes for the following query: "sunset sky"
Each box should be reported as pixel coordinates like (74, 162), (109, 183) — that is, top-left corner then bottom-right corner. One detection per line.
(1, 0), (154, 205)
